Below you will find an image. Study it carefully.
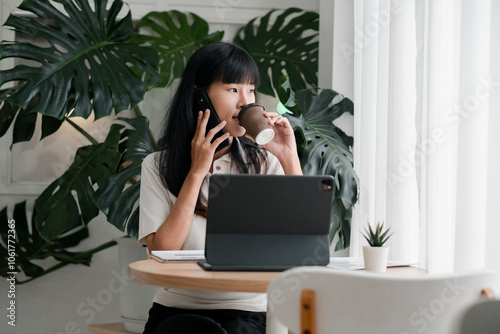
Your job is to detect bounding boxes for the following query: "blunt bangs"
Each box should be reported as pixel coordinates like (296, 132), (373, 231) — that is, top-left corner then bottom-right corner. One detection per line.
(192, 43), (260, 90)
(219, 48), (260, 87)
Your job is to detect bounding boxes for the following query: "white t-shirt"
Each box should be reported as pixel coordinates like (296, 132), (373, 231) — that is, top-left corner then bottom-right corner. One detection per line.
(138, 139), (284, 312)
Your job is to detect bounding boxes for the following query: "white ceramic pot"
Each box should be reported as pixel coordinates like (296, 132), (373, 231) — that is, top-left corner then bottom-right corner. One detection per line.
(118, 237), (158, 333)
(362, 246), (389, 272)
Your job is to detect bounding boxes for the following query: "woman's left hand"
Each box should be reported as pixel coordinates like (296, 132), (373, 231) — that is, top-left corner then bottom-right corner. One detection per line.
(259, 112), (302, 175)
(260, 112), (296, 156)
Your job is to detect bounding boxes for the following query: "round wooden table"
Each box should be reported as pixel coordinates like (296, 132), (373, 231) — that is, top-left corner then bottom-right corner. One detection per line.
(129, 259), (280, 293)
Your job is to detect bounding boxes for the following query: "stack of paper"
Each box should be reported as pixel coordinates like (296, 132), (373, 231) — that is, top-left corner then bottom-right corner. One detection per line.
(150, 250), (205, 262)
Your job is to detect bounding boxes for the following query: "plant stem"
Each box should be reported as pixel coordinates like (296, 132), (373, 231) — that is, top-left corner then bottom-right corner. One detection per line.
(133, 105), (158, 151)
(132, 104), (144, 117)
(65, 117), (99, 145)
(75, 239), (119, 260)
(18, 240), (118, 284)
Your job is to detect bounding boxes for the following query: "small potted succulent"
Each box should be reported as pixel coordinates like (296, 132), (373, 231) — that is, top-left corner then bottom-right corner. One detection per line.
(361, 221), (393, 272)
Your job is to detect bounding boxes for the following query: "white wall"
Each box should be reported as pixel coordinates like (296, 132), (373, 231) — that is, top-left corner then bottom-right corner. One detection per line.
(0, 1), (336, 334)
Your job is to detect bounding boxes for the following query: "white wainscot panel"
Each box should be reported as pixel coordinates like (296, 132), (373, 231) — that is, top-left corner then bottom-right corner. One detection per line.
(1, 114), (118, 196)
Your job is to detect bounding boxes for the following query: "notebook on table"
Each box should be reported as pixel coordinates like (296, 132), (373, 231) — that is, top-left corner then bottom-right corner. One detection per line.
(197, 174), (334, 271)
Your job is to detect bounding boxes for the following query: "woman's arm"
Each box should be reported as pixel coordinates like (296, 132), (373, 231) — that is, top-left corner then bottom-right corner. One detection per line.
(145, 172), (204, 251)
(146, 110), (230, 251)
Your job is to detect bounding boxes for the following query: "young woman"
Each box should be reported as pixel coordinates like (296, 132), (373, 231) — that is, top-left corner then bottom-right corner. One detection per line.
(138, 42), (302, 334)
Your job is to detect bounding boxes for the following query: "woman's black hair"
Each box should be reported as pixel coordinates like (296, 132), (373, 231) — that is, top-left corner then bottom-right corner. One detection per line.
(158, 42), (267, 217)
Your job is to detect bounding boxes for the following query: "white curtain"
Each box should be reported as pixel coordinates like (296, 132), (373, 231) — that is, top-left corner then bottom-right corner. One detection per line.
(417, 0), (499, 273)
(351, 0), (420, 262)
(351, 0), (500, 273)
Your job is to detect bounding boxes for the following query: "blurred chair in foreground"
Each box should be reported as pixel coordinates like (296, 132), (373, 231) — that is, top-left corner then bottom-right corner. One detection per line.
(266, 267), (500, 334)
(459, 299), (500, 334)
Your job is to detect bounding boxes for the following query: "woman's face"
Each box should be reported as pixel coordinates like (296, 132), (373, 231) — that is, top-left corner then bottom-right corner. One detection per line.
(206, 80), (256, 137)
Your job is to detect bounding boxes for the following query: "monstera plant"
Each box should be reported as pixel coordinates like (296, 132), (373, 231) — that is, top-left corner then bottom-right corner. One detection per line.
(0, 0), (353, 282)
(0, 0), (224, 282)
(234, 7), (319, 96)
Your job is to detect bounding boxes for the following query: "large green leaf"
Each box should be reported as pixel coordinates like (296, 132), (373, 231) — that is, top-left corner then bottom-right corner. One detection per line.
(0, 88), (21, 138)
(234, 8), (319, 96)
(94, 116), (156, 239)
(1, 201), (115, 283)
(130, 11), (224, 88)
(0, 0), (159, 121)
(118, 116), (157, 164)
(0, 87), (67, 147)
(278, 76), (358, 250)
(35, 124), (123, 242)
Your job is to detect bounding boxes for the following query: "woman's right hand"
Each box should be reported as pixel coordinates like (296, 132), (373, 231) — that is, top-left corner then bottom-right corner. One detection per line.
(189, 110), (230, 177)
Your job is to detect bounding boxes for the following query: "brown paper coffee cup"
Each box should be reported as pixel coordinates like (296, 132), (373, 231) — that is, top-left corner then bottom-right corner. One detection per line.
(238, 103), (275, 145)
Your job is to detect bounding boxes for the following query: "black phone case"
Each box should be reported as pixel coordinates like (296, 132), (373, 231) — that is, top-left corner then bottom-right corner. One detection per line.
(193, 89), (230, 152)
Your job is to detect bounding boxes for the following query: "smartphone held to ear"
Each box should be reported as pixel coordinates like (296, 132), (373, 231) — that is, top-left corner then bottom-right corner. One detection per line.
(193, 88), (231, 152)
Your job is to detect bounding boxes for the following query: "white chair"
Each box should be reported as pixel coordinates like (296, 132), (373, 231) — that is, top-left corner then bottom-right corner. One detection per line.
(266, 267), (500, 334)
(459, 299), (500, 334)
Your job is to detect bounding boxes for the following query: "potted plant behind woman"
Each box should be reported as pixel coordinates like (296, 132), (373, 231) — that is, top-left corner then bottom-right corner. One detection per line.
(361, 221), (393, 272)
